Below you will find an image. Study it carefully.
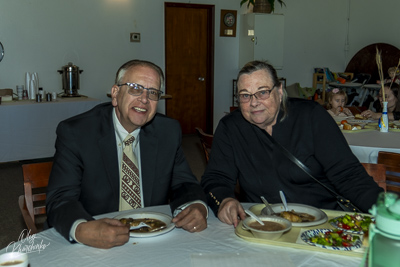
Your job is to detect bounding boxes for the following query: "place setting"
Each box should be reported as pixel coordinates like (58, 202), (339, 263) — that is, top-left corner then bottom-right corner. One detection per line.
(114, 211), (176, 238)
(235, 192), (373, 257)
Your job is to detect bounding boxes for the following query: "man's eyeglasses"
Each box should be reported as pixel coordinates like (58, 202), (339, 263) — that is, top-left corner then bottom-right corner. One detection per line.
(118, 83), (163, 101)
(238, 85), (276, 103)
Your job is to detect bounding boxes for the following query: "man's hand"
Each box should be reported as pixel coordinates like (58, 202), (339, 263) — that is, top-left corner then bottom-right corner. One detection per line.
(75, 218), (130, 249)
(171, 203), (207, 232)
(217, 197), (246, 227)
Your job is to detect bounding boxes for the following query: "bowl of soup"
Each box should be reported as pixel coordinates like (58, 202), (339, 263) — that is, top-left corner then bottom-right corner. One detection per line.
(0, 252), (28, 267)
(242, 215), (292, 240)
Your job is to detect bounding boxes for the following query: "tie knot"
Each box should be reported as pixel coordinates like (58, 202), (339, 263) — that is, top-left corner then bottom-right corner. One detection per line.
(124, 135), (135, 146)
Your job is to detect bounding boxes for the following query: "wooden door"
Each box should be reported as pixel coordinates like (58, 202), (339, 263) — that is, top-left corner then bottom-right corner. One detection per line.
(165, 3), (214, 134)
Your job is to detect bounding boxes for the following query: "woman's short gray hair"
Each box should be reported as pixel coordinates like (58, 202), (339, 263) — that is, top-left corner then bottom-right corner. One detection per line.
(237, 60), (288, 121)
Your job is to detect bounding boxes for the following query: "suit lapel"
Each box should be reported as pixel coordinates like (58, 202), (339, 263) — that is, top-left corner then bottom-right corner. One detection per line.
(140, 122), (158, 207)
(98, 105), (120, 205)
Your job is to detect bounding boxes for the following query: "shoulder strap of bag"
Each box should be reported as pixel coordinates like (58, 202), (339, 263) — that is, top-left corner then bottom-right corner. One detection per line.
(262, 130), (362, 213)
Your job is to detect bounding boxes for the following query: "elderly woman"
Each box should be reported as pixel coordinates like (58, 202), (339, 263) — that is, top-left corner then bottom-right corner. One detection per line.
(361, 83), (400, 121)
(201, 61), (383, 227)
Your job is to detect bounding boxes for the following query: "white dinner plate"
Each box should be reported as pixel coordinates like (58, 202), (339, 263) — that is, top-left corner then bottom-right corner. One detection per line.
(301, 229), (362, 251)
(260, 203), (328, 227)
(114, 211), (175, 238)
(346, 119), (374, 124)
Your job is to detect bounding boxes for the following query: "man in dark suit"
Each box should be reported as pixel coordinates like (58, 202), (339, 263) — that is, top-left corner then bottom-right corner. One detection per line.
(46, 59), (208, 249)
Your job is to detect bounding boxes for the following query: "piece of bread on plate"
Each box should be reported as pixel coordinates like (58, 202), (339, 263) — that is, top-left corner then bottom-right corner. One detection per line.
(343, 123), (352, 130)
(354, 114), (365, 120)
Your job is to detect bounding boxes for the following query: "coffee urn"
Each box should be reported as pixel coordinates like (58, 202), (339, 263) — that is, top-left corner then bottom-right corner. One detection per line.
(58, 62), (83, 97)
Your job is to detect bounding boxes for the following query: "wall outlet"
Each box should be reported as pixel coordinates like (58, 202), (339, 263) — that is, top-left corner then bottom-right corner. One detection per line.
(130, 33), (140, 42)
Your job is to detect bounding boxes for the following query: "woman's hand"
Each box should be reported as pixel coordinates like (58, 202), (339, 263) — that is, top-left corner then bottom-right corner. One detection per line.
(361, 110), (381, 120)
(217, 197), (246, 227)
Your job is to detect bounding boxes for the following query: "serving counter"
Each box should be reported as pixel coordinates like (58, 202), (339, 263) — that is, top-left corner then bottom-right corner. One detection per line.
(0, 97), (101, 162)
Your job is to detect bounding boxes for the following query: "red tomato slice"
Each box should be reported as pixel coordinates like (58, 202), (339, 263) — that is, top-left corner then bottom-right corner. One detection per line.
(342, 224), (351, 230)
(342, 242), (351, 247)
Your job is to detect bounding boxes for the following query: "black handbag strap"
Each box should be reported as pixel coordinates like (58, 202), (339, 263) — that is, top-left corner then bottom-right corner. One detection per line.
(263, 131), (362, 212)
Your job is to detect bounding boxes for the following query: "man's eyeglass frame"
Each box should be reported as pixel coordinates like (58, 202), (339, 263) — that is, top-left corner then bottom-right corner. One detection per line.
(118, 82), (163, 101)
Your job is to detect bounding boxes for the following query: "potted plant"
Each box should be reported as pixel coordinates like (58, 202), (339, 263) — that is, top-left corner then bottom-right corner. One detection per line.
(240, 0), (286, 14)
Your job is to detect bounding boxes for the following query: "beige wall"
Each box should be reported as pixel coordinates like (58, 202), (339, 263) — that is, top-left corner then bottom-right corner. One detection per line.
(0, 0), (399, 130)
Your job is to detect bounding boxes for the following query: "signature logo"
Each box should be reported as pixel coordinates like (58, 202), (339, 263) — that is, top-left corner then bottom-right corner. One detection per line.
(6, 229), (50, 254)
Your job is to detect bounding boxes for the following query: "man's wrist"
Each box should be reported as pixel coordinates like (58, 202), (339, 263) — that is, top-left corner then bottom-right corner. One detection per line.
(173, 200), (209, 218)
(69, 219), (87, 243)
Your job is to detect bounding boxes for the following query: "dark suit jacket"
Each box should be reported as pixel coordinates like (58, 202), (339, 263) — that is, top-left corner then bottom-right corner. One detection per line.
(46, 102), (206, 240)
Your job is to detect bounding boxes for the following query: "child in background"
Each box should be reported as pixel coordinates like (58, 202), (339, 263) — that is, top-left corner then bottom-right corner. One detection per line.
(378, 66), (400, 85)
(326, 88), (353, 117)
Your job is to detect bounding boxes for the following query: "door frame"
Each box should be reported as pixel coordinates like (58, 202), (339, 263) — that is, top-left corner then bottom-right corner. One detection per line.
(164, 2), (215, 134)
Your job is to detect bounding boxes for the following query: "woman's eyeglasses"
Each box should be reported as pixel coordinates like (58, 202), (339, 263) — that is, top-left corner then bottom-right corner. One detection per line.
(238, 86), (275, 103)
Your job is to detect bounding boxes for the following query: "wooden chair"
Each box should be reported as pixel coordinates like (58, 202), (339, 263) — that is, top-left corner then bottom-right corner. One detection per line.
(346, 106), (367, 115)
(377, 151), (400, 195)
(361, 163), (387, 191)
(18, 161), (53, 234)
(0, 88), (13, 96)
(195, 127), (213, 163)
(195, 127), (244, 201)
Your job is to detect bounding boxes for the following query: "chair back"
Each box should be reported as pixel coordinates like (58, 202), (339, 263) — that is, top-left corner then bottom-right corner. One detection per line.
(195, 127), (213, 163)
(19, 161), (53, 234)
(361, 163), (387, 191)
(0, 88), (13, 96)
(377, 151), (400, 195)
(347, 106), (367, 115)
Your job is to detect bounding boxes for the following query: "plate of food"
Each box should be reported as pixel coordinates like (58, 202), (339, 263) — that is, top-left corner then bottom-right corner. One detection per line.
(338, 119), (370, 132)
(301, 229), (362, 251)
(329, 213), (373, 234)
(260, 203), (328, 227)
(114, 211), (175, 237)
(347, 113), (371, 122)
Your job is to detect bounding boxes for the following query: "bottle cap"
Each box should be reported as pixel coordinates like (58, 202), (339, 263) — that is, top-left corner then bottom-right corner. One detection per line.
(374, 192), (400, 236)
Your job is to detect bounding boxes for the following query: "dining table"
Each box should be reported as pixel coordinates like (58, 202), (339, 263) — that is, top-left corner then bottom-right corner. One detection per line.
(0, 96), (101, 162)
(332, 116), (400, 163)
(0, 204), (365, 267)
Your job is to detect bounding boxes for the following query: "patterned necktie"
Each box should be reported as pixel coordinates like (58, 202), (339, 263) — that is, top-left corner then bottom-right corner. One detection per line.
(120, 134), (141, 210)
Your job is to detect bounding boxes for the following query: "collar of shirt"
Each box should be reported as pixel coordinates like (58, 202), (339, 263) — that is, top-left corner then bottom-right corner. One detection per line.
(112, 108), (140, 150)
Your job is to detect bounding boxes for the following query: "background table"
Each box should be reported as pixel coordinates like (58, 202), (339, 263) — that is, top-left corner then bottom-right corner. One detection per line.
(343, 130), (400, 163)
(0, 97), (101, 162)
(0, 204), (363, 267)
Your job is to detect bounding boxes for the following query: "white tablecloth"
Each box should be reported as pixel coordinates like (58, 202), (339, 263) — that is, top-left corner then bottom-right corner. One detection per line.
(344, 130), (400, 163)
(0, 97), (101, 162)
(330, 116), (400, 163)
(0, 204), (363, 267)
